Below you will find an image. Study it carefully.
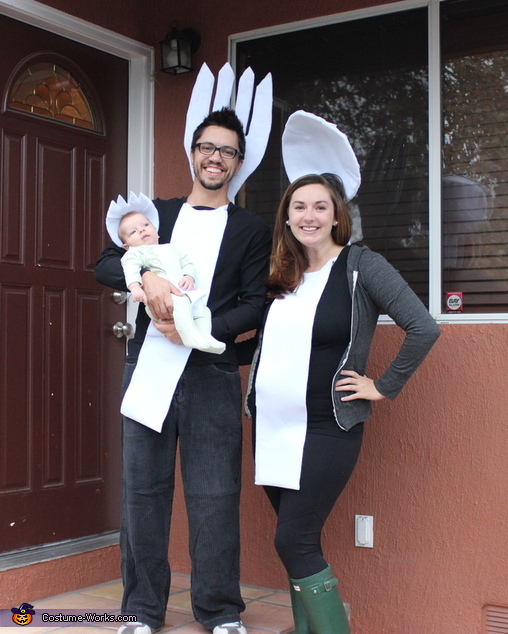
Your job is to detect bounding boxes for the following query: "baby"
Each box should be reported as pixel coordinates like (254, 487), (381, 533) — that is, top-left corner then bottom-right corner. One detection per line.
(106, 193), (224, 355)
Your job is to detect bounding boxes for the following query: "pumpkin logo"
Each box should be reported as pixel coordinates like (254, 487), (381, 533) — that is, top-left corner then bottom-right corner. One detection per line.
(11, 603), (35, 626)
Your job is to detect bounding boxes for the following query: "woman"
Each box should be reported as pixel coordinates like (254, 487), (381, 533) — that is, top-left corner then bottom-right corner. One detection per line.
(247, 172), (440, 634)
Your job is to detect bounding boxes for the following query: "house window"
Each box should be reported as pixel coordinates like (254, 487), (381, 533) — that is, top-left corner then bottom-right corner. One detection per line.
(7, 60), (99, 131)
(235, 0), (508, 318)
(441, 0), (508, 314)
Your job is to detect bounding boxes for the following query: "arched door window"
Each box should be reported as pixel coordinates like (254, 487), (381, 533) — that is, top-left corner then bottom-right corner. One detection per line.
(6, 58), (102, 132)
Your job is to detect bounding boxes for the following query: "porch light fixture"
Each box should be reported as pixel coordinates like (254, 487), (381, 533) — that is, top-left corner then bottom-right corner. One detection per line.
(160, 23), (201, 74)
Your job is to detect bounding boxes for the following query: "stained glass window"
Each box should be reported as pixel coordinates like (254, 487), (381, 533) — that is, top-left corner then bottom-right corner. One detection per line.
(8, 62), (99, 131)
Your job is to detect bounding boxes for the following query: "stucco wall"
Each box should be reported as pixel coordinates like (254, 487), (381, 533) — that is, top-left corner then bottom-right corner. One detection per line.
(0, 546), (121, 605)
(4, 1), (507, 632)
(169, 324), (508, 633)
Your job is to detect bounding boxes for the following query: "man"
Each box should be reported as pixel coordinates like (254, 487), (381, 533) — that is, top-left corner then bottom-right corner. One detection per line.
(95, 108), (271, 634)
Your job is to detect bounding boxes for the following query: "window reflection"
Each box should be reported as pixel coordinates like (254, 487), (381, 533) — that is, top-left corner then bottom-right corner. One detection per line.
(237, 8), (430, 305)
(237, 0), (508, 313)
(442, 0), (508, 312)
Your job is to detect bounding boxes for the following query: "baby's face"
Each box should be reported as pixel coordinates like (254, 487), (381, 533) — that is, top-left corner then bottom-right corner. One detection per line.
(120, 213), (159, 248)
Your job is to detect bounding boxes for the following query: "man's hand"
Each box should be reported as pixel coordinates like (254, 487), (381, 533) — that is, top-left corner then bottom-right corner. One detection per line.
(142, 271), (183, 321)
(153, 319), (183, 346)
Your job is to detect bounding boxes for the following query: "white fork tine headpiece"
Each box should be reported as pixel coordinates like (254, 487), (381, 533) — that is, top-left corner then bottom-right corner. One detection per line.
(184, 62), (273, 201)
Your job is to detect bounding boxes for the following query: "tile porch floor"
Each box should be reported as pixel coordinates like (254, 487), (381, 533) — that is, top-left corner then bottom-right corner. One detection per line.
(3, 574), (294, 634)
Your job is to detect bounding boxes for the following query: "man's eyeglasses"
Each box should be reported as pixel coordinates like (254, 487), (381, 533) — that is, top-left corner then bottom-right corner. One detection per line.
(193, 142), (243, 160)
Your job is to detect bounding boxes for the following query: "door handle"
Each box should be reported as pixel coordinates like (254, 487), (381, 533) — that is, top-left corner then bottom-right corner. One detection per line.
(112, 322), (134, 338)
(111, 291), (128, 304)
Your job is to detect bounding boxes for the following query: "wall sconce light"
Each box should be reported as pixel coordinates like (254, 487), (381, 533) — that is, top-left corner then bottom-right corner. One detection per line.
(160, 23), (201, 75)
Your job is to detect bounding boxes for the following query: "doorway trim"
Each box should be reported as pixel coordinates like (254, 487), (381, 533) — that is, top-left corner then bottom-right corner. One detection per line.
(0, 0), (152, 564)
(0, 0), (154, 196)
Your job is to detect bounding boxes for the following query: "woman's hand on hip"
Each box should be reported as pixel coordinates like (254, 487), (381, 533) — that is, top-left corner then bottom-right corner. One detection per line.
(335, 370), (385, 402)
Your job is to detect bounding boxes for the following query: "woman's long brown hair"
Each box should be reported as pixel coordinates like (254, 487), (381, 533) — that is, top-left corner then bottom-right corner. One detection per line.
(268, 173), (352, 298)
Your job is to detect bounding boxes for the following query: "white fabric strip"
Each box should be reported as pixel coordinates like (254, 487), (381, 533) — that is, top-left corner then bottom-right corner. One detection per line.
(121, 323), (192, 432)
(170, 203), (227, 293)
(121, 203), (228, 432)
(255, 258), (335, 489)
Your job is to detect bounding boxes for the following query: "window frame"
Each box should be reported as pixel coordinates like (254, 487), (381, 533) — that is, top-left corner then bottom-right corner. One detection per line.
(229, 0), (508, 324)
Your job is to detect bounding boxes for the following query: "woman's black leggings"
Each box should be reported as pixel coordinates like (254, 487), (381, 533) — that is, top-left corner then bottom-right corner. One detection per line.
(263, 427), (363, 580)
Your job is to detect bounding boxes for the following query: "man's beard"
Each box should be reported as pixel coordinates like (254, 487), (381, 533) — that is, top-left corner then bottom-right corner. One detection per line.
(198, 175), (226, 191)
(196, 162), (233, 192)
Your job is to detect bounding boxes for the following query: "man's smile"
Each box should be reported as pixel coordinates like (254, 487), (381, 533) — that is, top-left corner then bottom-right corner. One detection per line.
(204, 164), (225, 175)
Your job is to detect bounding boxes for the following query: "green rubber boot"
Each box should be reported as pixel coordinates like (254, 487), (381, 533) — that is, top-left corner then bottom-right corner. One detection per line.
(290, 565), (350, 634)
(288, 579), (312, 634)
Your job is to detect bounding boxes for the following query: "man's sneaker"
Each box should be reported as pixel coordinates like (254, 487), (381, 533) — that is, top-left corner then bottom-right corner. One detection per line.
(212, 622), (247, 634)
(118, 623), (159, 634)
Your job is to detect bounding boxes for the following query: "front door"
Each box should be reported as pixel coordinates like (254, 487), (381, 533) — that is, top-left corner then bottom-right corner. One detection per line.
(0, 14), (128, 553)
